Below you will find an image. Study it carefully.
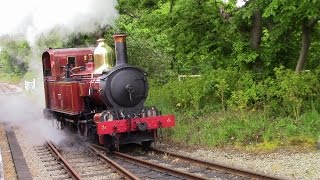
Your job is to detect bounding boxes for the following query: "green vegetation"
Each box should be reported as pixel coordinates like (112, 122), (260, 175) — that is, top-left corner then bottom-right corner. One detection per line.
(1, 0), (320, 150)
(146, 67), (320, 150)
(120, 0), (320, 150)
(0, 37), (30, 83)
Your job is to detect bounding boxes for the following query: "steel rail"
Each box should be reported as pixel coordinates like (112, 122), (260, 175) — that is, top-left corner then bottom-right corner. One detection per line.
(47, 142), (82, 180)
(89, 145), (139, 180)
(113, 151), (210, 180)
(150, 147), (286, 180)
(92, 144), (209, 179)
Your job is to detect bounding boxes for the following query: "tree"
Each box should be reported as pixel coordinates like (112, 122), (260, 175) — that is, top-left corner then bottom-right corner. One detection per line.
(116, 0), (176, 81)
(263, 0), (320, 72)
(0, 50), (13, 73)
(36, 28), (64, 49)
(116, 0), (320, 76)
(0, 36), (30, 75)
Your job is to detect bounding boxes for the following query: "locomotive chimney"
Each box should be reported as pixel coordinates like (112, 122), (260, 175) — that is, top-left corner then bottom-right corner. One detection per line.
(113, 34), (128, 65)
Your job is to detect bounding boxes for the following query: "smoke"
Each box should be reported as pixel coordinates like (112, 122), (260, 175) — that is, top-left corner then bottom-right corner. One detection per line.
(1, 0), (119, 82)
(0, 0), (118, 45)
(0, 91), (67, 145)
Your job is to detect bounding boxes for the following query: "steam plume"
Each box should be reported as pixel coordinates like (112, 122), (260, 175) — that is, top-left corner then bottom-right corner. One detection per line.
(0, 0), (118, 45)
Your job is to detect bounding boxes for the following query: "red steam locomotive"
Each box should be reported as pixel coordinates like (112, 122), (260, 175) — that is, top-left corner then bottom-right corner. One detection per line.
(42, 34), (175, 150)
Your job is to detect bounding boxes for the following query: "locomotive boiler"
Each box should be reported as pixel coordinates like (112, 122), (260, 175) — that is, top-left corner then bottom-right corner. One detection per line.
(42, 34), (175, 150)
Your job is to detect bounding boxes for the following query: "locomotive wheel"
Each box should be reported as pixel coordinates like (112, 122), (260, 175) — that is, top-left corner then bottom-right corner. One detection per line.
(141, 140), (152, 151)
(104, 135), (117, 151)
(65, 122), (77, 133)
(88, 127), (99, 144)
(108, 144), (116, 151)
(55, 116), (65, 130)
(70, 123), (78, 133)
(55, 119), (65, 130)
(78, 123), (87, 136)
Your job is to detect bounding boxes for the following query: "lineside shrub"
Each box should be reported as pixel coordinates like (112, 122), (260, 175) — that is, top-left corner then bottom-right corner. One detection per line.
(147, 67), (320, 149)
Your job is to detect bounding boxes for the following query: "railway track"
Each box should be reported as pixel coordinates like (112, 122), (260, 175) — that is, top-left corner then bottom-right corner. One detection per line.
(0, 83), (21, 95)
(92, 144), (285, 180)
(6, 123), (286, 180)
(37, 140), (286, 180)
(35, 141), (122, 180)
(92, 144), (195, 179)
(147, 147), (285, 180)
(34, 144), (74, 179)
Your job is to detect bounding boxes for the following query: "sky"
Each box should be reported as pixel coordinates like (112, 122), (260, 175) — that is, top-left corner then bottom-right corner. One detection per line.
(223, 0), (246, 7)
(0, 0), (118, 44)
(237, 0), (246, 7)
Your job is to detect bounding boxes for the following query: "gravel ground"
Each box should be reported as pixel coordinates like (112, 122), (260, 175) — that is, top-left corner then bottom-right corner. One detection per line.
(13, 127), (53, 180)
(0, 124), (17, 180)
(2, 123), (320, 179)
(0, 149), (3, 180)
(162, 144), (320, 180)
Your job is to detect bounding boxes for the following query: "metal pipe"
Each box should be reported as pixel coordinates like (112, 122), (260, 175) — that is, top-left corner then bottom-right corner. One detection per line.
(113, 34), (128, 65)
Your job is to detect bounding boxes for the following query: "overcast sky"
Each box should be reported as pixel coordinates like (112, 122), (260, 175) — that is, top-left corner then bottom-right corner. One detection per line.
(223, 0), (246, 7)
(0, 0), (118, 43)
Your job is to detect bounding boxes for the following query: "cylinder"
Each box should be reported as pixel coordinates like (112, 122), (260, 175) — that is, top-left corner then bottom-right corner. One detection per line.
(113, 34), (128, 65)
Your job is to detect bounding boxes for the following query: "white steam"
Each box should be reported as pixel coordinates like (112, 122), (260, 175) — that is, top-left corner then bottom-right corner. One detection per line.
(0, 91), (67, 145)
(0, 0), (118, 45)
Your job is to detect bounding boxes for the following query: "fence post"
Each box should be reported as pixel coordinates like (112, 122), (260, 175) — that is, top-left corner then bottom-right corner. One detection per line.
(24, 78), (36, 91)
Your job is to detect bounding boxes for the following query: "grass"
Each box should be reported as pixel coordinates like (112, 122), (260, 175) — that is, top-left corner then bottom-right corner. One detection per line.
(0, 71), (37, 84)
(164, 110), (320, 152)
(0, 73), (22, 83)
(146, 83), (320, 151)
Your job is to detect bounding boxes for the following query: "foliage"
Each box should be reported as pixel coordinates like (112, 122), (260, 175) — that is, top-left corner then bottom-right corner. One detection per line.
(147, 66), (320, 149)
(10, 0), (317, 150)
(36, 28), (65, 49)
(0, 51), (13, 73)
(115, 0), (320, 78)
(150, 67), (320, 117)
(0, 73), (22, 83)
(0, 36), (30, 77)
(270, 67), (320, 118)
(168, 110), (319, 150)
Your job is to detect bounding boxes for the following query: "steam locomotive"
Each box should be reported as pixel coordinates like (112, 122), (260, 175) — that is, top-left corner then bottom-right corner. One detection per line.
(42, 34), (175, 150)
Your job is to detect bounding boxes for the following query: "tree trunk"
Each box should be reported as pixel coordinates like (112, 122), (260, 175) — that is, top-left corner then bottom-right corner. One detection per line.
(170, 0), (174, 13)
(249, 9), (263, 71)
(295, 23), (312, 73)
(295, 18), (319, 73)
(250, 9), (262, 51)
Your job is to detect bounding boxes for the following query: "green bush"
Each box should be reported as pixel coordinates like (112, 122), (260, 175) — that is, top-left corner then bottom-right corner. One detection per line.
(270, 67), (320, 118)
(147, 67), (320, 150)
(0, 73), (22, 83)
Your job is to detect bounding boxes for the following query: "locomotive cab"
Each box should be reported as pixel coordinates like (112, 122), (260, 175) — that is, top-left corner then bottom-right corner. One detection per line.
(42, 52), (52, 77)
